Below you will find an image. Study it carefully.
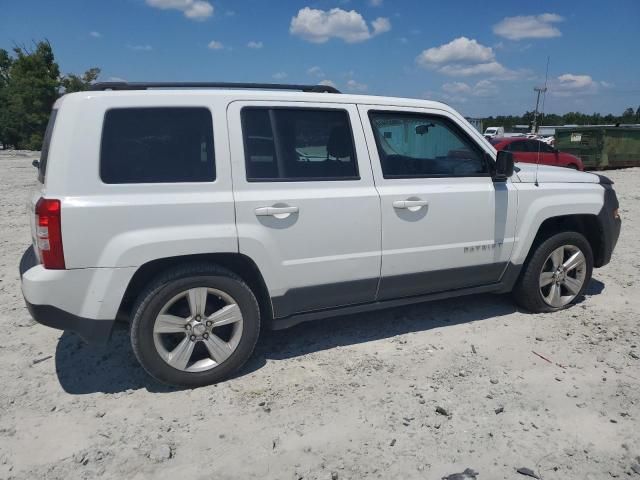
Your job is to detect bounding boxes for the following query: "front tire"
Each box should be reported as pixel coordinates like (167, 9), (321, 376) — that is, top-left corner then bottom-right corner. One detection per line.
(513, 231), (593, 313)
(130, 264), (260, 387)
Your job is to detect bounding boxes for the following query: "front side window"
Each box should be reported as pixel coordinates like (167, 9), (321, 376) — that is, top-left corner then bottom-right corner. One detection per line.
(369, 112), (488, 178)
(241, 108), (359, 181)
(100, 107), (215, 184)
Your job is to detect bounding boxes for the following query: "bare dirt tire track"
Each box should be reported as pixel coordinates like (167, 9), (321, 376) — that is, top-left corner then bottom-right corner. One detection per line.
(1, 151), (639, 480)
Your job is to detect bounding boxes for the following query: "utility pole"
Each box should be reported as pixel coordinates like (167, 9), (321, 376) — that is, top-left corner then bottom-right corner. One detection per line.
(532, 57), (550, 134)
(531, 86), (547, 134)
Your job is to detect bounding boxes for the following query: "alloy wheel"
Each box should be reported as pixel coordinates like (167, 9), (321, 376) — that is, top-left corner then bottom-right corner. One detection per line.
(152, 287), (243, 372)
(538, 244), (587, 308)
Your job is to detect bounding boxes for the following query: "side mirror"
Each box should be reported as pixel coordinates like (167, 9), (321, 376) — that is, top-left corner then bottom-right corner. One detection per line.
(494, 150), (514, 181)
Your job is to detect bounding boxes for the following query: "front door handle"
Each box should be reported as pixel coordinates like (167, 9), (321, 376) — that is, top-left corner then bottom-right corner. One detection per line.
(255, 205), (299, 219)
(393, 199), (428, 212)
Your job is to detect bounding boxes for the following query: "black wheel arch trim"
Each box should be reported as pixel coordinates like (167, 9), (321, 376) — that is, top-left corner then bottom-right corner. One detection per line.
(595, 181), (621, 267)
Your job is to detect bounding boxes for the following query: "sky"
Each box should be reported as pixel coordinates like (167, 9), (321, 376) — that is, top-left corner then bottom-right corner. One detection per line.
(2, 0), (639, 118)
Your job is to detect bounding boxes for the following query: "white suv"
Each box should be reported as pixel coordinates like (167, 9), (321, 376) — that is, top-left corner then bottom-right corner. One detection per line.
(20, 82), (621, 387)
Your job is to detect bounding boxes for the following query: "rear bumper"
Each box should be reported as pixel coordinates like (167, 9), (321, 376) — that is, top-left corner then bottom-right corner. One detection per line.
(19, 246), (133, 344)
(24, 300), (114, 344)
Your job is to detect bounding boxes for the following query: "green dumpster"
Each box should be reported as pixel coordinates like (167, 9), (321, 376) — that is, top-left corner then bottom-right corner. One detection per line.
(554, 126), (640, 169)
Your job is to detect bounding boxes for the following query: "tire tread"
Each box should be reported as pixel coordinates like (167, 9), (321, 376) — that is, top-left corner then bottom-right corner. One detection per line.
(513, 231), (593, 313)
(130, 263), (260, 387)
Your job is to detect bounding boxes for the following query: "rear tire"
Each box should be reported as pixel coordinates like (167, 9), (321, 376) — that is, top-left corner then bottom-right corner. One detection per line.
(130, 264), (260, 387)
(513, 231), (593, 313)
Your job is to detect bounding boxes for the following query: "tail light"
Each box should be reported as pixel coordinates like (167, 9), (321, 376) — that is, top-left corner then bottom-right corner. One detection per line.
(35, 198), (65, 269)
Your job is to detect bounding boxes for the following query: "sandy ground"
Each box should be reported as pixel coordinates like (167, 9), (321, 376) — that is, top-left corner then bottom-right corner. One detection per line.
(0, 150), (639, 480)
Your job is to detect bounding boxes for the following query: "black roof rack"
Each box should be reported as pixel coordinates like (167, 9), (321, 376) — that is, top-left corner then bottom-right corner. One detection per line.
(89, 81), (340, 94)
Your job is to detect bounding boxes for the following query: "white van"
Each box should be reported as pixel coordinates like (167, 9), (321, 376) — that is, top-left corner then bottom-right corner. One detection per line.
(484, 126), (505, 138)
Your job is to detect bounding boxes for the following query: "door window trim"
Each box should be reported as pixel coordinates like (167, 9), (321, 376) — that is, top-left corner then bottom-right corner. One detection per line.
(367, 110), (492, 179)
(240, 106), (361, 183)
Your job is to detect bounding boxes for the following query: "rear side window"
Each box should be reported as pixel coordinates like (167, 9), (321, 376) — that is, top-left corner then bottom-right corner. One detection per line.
(508, 141), (526, 152)
(38, 109), (58, 183)
(100, 107), (215, 184)
(241, 107), (359, 181)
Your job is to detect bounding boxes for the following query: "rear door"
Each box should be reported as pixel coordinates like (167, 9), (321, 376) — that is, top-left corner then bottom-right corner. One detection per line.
(358, 105), (517, 300)
(227, 101), (381, 318)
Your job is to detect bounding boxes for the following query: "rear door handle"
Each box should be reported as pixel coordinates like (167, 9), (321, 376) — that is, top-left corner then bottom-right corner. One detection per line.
(255, 205), (299, 218)
(392, 199), (428, 212)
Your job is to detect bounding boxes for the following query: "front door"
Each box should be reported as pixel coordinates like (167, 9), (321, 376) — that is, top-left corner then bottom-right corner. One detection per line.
(228, 101), (381, 318)
(358, 105), (517, 300)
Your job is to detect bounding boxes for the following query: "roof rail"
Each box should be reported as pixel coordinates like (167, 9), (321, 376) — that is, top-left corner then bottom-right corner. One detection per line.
(89, 81), (341, 94)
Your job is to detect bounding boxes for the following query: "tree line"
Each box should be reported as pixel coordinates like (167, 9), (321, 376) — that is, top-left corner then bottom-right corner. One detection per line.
(1, 40), (639, 150)
(0, 40), (99, 150)
(483, 107), (640, 131)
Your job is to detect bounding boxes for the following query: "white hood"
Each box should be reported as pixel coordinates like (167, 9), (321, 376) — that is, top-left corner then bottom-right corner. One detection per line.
(512, 163), (600, 184)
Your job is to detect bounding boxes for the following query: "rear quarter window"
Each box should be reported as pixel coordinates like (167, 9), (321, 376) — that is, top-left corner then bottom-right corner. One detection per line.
(100, 107), (215, 184)
(38, 109), (58, 183)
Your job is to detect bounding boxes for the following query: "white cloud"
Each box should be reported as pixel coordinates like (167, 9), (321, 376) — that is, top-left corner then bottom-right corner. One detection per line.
(108, 76), (127, 82)
(438, 61), (510, 77)
(127, 44), (153, 51)
(290, 7), (391, 43)
(307, 66), (325, 77)
(247, 41), (263, 49)
(493, 13), (563, 40)
(416, 37), (515, 78)
(417, 37), (494, 65)
(427, 90), (468, 105)
(371, 17), (391, 35)
(346, 79), (368, 92)
(472, 79), (498, 97)
(208, 40), (224, 50)
(442, 82), (471, 94)
(272, 72), (288, 80)
(318, 79), (336, 88)
(145, 0), (213, 21)
(551, 73), (599, 96)
(369, 0), (383, 6)
(443, 95), (468, 104)
(557, 73), (594, 89)
(442, 79), (498, 98)
(90, 31), (102, 38)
